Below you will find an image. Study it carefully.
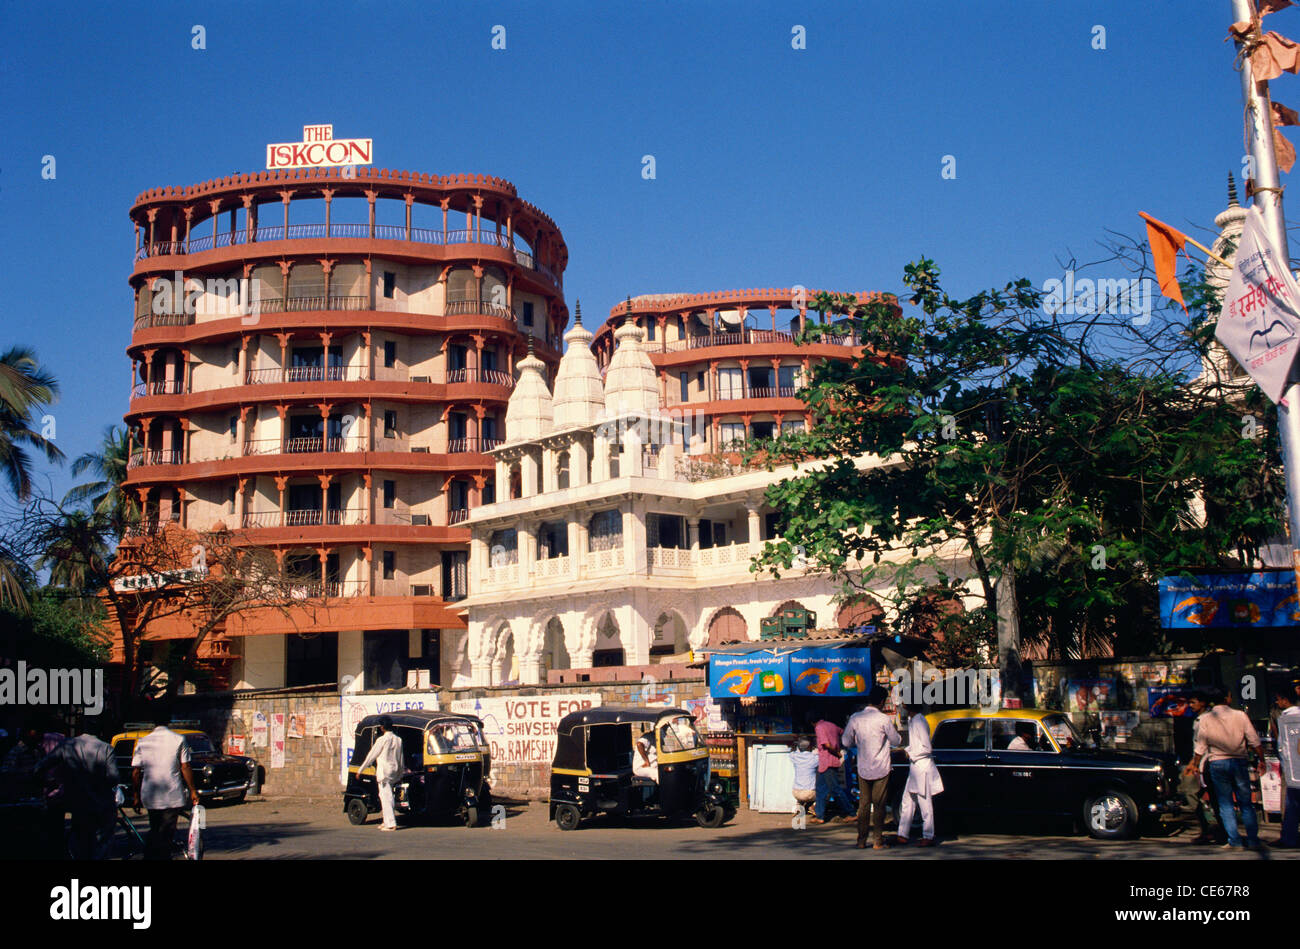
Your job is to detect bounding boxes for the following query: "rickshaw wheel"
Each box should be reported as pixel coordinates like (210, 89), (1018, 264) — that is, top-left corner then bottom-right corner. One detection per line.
(555, 804), (582, 831)
(695, 804), (727, 829)
(345, 798), (370, 825)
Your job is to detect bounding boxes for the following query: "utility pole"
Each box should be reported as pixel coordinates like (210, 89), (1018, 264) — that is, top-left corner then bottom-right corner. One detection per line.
(1230, 0), (1300, 588)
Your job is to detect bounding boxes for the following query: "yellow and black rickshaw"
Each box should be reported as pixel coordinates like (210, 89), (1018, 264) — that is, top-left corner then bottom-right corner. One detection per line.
(344, 711), (492, 826)
(549, 706), (731, 830)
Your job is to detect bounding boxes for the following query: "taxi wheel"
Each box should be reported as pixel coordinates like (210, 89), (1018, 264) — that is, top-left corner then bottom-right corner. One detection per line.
(555, 804), (582, 831)
(346, 798), (370, 825)
(695, 804), (727, 829)
(1084, 790), (1138, 840)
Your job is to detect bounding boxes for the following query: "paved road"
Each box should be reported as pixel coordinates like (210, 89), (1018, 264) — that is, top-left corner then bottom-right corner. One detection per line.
(166, 796), (1300, 860)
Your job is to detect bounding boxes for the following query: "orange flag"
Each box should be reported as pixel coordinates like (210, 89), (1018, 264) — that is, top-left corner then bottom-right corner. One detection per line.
(1138, 212), (1190, 312)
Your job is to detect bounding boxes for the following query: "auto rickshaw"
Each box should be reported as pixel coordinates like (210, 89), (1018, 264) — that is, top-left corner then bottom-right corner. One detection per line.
(549, 706), (732, 830)
(344, 711), (492, 826)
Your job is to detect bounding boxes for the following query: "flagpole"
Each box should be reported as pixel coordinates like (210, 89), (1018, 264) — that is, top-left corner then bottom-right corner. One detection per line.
(1230, 0), (1300, 588)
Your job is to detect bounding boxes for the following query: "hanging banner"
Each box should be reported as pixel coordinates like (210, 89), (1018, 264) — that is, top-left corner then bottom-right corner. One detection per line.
(709, 652), (789, 698)
(789, 648), (871, 696)
(1158, 570), (1300, 628)
(1216, 207), (1300, 403)
(449, 694), (601, 768)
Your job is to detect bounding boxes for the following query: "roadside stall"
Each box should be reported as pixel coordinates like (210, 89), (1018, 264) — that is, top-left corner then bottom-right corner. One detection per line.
(701, 629), (904, 812)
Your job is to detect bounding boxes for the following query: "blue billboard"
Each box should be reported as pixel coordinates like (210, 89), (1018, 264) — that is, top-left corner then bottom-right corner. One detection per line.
(708, 652), (789, 698)
(1157, 570), (1300, 628)
(789, 648), (872, 696)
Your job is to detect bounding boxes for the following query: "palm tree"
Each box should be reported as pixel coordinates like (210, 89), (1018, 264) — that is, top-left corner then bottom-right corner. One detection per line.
(65, 424), (134, 528)
(35, 507), (113, 593)
(0, 345), (64, 499)
(0, 346), (64, 609)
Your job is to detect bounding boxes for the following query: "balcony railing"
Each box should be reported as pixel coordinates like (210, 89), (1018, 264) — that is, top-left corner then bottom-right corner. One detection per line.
(447, 437), (501, 453)
(659, 327), (859, 352)
(127, 449), (182, 469)
(447, 508), (469, 524)
(444, 299), (515, 320)
(136, 225), (559, 286)
(445, 367), (512, 386)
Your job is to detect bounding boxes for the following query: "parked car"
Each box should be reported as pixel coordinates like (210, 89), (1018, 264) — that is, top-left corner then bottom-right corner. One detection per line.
(112, 725), (257, 805)
(888, 708), (1182, 839)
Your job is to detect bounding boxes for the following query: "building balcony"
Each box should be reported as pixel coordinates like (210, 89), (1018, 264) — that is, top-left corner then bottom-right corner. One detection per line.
(658, 328), (860, 353)
(475, 541), (766, 591)
(134, 224), (560, 287)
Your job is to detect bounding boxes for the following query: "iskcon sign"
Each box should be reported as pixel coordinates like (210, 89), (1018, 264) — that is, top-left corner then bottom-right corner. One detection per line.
(266, 124), (373, 170)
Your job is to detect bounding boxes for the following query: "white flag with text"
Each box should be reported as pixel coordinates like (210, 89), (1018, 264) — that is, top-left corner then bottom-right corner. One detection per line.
(1216, 208), (1300, 403)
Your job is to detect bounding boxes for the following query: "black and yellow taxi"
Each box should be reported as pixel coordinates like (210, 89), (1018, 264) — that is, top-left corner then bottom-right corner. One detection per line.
(111, 723), (257, 805)
(889, 708), (1182, 839)
(549, 706), (731, 830)
(343, 711), (492, 826)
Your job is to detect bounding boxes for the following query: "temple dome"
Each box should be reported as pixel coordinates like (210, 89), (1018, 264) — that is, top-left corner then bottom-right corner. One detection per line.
(504, 339), (553, 441)
(552, 302), (606, 429)
(602, 319), (658, 417)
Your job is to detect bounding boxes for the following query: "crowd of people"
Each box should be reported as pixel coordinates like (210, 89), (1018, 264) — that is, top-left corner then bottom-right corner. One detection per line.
(787, 678), (1300, 851)
(0, 704), (199, 860)
(788, 686), (944, 850)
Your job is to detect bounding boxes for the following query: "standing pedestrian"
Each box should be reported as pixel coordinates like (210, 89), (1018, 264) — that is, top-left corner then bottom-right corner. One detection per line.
(354, 715), (403, 831)
(1185, 689), (1262, 850)
(895, 705), (943, 847)
(813, 715), (854, 822)
(842, 686), (901, 850)
(36, 731), (120, 859)
(131, 707), (200, 860)
(1184, 693), (1226, 845)
(790, 737), (819, 819)
(1275, 687), (1300, 849)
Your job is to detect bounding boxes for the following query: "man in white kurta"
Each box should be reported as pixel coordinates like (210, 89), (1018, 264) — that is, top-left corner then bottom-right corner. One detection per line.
(896, 707), (944, 845)
(355, 716), (405, 831)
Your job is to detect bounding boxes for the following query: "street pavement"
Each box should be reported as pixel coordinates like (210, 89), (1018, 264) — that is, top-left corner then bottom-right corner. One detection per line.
(157, 796), (1300, 860)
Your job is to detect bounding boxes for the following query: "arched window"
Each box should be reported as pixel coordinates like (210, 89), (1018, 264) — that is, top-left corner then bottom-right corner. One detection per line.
(707, 607), (746, 647)
(836, 595), (884, 630)
(556, 450), (570, 490)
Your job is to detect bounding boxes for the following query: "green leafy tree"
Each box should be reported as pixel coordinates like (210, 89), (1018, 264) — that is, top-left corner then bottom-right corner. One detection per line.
(753, 260), (1283, 697)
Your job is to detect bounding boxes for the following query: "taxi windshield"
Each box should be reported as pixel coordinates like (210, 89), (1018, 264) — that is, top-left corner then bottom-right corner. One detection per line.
(1042, 714), (1084, 750)
(427, 721), (480, 755)
(659, 715), (702, 752)
(182, 734), (215, 754)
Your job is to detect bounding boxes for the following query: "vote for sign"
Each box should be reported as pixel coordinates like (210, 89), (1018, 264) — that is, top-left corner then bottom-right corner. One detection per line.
(1216, 208), (1300, 403)
(451, 694), (602, 766)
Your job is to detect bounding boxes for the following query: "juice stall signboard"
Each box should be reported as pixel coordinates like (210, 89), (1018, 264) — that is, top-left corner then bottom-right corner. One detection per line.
(789, 648), (871, 696)
(709, 652), (790, 698)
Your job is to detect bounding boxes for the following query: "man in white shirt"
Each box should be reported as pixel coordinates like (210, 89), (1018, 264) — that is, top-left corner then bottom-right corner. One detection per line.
(354, 715), (404, 831)
(896, 706), (944, 846)
(632, 731), (658, 782)
(1006, 724), (1035, 752)
(1275, 687), (1300, 849)
(131, 711), (199, 860)
(842, 686), (901, 850)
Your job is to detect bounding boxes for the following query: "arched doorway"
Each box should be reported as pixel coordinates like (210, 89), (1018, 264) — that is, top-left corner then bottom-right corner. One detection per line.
(592, 611), (624, 666)
(543, 617), (569, 675)
(494, 622), (517, 685)
(707, 607), (746, 646)
(651, 611), (688, 658)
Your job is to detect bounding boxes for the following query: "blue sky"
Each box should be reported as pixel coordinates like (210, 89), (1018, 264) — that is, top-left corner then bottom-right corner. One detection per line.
(0, 0), (1262, 502)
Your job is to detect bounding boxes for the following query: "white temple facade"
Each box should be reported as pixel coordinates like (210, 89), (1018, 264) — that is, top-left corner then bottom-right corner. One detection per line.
(458, 305), (971, 686)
